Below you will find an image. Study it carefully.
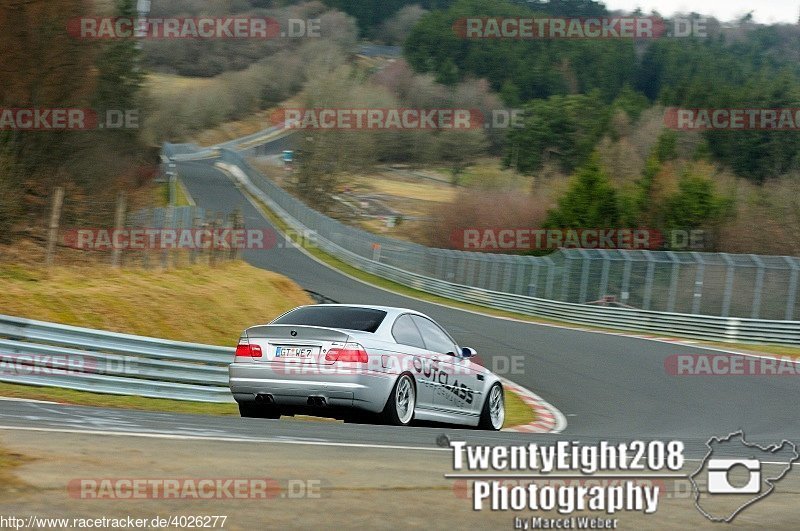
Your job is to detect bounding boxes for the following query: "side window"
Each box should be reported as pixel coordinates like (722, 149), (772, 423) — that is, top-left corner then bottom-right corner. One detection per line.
(392, 314), (426, 349)
(411, 316), (458, 355)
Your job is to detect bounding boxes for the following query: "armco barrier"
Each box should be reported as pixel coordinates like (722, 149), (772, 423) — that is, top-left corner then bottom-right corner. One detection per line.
(0, 314), (234, 402)
(203, 145), (799, 345)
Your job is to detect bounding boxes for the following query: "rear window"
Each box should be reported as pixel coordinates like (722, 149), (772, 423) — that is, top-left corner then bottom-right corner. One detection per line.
(272, 306), (387, 333)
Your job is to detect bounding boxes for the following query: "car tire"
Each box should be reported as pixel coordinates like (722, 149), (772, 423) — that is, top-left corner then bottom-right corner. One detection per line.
(382, 373), (416, 426)
(478, 383), (504, 431)
(238, 402), (281, 419)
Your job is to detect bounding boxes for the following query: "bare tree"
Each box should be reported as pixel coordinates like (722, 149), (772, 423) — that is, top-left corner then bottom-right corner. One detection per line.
(381, 5), (428, 45)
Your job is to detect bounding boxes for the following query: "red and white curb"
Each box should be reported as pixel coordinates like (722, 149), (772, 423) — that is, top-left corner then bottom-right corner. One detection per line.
(501, 377), (566, 434)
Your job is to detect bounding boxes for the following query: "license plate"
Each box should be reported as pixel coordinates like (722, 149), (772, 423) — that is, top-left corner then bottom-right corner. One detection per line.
(275, 346), (317, 359)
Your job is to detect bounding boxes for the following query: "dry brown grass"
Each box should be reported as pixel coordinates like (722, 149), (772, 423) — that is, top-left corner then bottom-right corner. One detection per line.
(0, 444), (31, 493)
(350, 175), (457, 204)
(0, 261), (312, 345)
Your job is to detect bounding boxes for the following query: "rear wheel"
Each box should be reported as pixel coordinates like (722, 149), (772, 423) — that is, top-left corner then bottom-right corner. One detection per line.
(238, 402), (281, 419)
(478, 383), (504, 430)
(382, 373), (416, 426)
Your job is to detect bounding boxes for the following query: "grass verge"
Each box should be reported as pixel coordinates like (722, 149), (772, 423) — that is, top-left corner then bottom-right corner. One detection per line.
(0, 258), (540, 426)
(698, 342), (800, 359)
(0, 262), (312, 346)
(503, 387), (535, 427)
(0, 383), (238, 416)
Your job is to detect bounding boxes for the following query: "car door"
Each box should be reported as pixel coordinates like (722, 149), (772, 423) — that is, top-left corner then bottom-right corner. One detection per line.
(410, 315), (480, 416)
(390, 314), (437, 411)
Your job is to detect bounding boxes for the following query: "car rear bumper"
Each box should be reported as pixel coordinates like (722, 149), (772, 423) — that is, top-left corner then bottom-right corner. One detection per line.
(229, 362), (395, 413)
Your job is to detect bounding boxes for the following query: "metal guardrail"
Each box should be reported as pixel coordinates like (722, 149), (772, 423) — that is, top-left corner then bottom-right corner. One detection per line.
(206, 147), (800, 345)
(0, 314), (234, 403)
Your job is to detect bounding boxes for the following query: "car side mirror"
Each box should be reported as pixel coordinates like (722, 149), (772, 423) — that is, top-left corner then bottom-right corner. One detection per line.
(461, 347), (477, 358)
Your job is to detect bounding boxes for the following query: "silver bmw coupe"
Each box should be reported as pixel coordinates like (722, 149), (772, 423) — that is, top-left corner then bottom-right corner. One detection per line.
(228, 304), (505, 430)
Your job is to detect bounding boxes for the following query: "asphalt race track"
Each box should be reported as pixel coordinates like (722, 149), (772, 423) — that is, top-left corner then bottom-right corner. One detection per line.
(4, 141), (797, 455)
(171, 150), (800, 444)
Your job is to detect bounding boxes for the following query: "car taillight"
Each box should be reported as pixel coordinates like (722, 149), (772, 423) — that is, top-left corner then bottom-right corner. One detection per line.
(325, 343), (368, 363)
(235, 340), (262, 358)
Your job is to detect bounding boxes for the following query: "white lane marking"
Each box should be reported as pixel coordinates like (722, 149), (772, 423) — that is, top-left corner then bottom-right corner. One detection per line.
(2, 424), (782, 465)
(0, 425), (448, 452)
(0, 397), (60, 405)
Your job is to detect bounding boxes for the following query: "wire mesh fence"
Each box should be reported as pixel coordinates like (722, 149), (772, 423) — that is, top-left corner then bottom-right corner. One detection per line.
(216, 147), (800, 321)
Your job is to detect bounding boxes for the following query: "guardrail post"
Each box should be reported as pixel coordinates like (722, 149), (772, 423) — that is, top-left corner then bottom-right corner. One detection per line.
(479, 256), (491, 289)
(524, 259), (536, 296)
(721, 253), (735, 317)
(44, 187), (64, 268)
(642, 250), (656, 311)
(466, 257), (477, 287)
(190, 213), (200, 265)
(666, 251), (680, 313)
(750, 255), (765, 319)
(435, 251), (445, 280)
(200, 220), (210, 266)
(231, 208), (243, 261)
(560, 252), (573, 301)
(620, 253), (633, 305)
(784, 256), (799, 320)
(578, 249), (591, 304)
(480, 258), (500, 289)
(111, 192), (127, 268)
(456, 253), (467, 284)
(598, 250), (610, 299)
(501, 255), (514, 292)
(161, 205), (173, 269)
(725, 317), (740, 341)
(544, 257), (555, 299)
(142, 208), (152, 269)
(210, 212), (222, 267)
(174, 211), (184, 268)
(691, 252), (705, 315)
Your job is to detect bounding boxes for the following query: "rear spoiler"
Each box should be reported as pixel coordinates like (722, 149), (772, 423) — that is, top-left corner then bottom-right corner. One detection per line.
(244, 325), (352, 343)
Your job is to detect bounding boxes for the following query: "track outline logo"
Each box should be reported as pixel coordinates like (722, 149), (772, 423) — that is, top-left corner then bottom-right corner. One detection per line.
(689, 430), (799, 522)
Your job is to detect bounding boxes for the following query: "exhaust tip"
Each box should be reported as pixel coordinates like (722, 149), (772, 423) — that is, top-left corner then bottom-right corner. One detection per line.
(307, 396), (327, 407)
(255, 393), (274, 404)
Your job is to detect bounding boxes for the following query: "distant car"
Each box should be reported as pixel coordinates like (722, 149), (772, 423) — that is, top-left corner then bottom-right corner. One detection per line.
(228, 305), (505, 430)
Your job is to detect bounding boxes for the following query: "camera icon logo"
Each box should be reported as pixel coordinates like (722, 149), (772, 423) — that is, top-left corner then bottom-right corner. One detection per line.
(706, 459), (761, 494)
(690, 431), (799, 522)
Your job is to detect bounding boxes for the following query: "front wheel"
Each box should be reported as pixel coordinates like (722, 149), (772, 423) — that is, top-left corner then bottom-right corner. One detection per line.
(478, 383), (504, 430)
(238, 402), (281, 419)
(382, 373), (416, 426)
